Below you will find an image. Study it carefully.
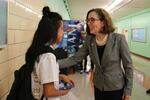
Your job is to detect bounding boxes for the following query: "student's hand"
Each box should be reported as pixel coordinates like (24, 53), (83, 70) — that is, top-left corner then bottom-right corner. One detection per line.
(59, 74), (74, 86)
(60, 89), (70, 95)
(122, 95), (130, 100)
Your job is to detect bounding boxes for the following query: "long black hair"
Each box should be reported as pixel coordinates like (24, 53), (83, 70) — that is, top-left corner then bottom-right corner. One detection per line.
(25, 6), (62, 63)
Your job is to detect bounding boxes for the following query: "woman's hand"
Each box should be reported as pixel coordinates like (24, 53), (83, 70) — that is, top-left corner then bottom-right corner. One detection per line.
(59, 74), (74, 85)
(122, 95), (130, 100)
(89, 70), (94, 92)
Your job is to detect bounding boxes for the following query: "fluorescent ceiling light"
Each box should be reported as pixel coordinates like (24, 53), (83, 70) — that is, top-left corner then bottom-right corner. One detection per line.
(10, 0), (42, 18)
(104, 0), (132, 13)
(105, 0), (124, 11)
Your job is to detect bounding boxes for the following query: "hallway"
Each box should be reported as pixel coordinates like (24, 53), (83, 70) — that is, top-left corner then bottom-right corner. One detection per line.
(0, 0), (150, 99)
(66, 55), (150, 100)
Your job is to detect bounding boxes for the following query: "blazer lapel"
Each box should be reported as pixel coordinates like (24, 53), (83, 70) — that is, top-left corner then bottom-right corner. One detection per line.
(101, 33), (114, 65)
(91, 37), (101, 67)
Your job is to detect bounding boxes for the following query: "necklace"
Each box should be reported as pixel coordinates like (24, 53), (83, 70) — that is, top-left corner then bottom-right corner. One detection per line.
(96, 34), (108, 46)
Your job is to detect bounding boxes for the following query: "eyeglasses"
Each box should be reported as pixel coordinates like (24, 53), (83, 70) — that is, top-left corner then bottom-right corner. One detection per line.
(86, 17), (100, 23)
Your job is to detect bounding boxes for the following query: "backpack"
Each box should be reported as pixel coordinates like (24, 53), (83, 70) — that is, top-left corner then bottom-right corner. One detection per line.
(7, 46), (56, 100)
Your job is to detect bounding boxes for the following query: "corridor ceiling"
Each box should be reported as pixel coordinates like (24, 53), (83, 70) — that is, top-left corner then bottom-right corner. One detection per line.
(66, 0), (150, 20)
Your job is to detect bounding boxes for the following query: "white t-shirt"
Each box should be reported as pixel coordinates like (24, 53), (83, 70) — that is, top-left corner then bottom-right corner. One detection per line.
(31, 53), (60, 100)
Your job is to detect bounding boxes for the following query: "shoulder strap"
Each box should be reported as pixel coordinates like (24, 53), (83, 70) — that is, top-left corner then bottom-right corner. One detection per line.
(26, 46), (57, 70)
(36, 46), (56, 56)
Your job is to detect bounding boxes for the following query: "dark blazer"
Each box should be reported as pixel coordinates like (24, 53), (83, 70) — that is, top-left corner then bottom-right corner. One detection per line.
(58, 33), (133, 96)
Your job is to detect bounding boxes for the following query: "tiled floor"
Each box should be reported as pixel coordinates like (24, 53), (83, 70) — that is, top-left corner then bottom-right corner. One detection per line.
(64, 54), (150, 100)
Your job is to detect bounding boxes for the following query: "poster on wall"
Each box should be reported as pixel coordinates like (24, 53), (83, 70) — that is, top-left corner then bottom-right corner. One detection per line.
(131, 28), (147, 43)
(0, 0), (8, 48)
(58, 20), (84, 56)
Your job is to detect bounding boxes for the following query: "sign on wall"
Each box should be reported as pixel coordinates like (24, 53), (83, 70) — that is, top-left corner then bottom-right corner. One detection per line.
(131, 28), (147, 43)
(58, 20), (84, 55)
(0, 0), (8, 48)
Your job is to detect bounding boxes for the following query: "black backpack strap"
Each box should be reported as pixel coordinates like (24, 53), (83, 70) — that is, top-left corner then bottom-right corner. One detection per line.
(41, 94), (47, 100)
(37, 46), (56, 56)
(26, 46), (57, 66)
(41, 94), (44, 100)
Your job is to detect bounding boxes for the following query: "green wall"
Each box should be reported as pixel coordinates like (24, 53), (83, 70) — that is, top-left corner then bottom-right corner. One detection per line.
(46, 0), (70, 20)
(114, 9), (150, 58)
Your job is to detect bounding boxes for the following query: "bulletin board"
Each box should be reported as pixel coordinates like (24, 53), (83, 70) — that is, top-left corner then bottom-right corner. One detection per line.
(131, 28), (147, 43)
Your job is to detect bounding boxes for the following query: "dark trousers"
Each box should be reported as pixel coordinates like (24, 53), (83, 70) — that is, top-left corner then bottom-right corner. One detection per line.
(94, 86), (123, 100)
(82, 58), (94, 71)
